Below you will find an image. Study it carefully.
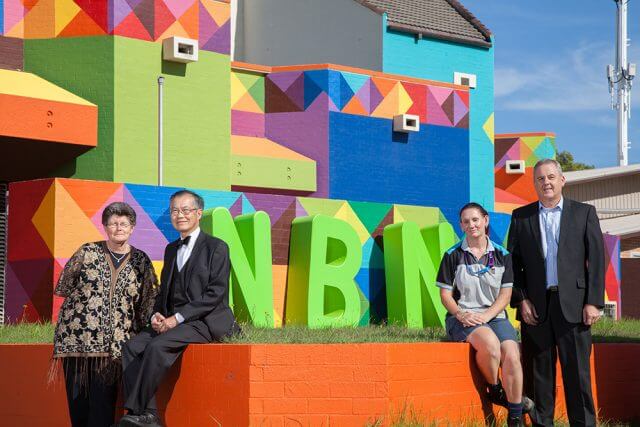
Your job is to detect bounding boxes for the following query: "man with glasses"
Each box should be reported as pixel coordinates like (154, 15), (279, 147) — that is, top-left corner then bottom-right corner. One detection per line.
(119, 190), (239, 427)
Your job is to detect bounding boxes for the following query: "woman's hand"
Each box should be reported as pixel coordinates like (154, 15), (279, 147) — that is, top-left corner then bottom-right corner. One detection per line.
(459, 311), (488, 327)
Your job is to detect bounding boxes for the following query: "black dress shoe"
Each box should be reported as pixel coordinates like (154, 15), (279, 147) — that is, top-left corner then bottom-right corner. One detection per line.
(118, 412), (163, 427)
(486, 381), (508, 407)
(507, 415), (524, 427)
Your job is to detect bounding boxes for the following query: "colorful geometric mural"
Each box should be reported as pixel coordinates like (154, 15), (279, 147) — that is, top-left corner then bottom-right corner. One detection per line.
(8, 178), (492, 327)
(603, 233), (622, 319)
(265, 69), (469, 127)
(494, 133), (557, 214)
(1, 0), (230, 54)
(231, 68), (265, 137)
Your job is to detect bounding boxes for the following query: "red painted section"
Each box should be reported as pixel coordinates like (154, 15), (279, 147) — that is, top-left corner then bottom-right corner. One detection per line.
(0, 343), (638, 425)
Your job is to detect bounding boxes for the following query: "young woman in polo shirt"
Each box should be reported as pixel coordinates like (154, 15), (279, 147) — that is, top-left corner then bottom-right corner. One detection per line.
(436, 202), (533, 427)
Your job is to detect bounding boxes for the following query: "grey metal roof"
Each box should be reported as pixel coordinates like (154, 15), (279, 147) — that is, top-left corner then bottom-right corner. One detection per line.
(357, 0), (492, 47)
(599, 213), (640, 238)
(564, 164), (640, 185)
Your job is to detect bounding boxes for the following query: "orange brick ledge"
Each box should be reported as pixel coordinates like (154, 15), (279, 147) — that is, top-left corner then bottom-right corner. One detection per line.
(0, 343), (638, 426)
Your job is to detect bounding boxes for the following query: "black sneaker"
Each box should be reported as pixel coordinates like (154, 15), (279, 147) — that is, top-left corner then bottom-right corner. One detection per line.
(487, 381), (508, 408)
(118, 412), (163, 427)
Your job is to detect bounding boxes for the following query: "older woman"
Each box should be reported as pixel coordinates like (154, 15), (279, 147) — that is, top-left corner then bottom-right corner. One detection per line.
(436, 202), (533, 427)
(52, 202), (158, 427)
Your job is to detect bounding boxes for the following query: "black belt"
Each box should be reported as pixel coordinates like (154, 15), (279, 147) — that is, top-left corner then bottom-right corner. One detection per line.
(547, 286), (559, 292)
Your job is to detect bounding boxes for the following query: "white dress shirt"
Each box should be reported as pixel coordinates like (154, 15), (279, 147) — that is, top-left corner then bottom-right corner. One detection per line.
(174, 227), (201, 324)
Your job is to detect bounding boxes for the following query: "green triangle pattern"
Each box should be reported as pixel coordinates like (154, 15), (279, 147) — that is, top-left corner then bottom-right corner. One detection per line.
(348, 201), (393, 234)
(247, 79), (265, 111)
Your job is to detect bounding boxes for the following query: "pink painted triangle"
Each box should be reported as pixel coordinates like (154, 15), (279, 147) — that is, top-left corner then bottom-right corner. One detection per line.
(243, 194), (295, 225)
(198, 0), (219, 44)
(426, 89), (451, 127)
(355, 79), (371, 114)
(295, 200), (308, 217)
(369, 80), (383, 113)
(163, 0), (194, 19)
(121, 187), (168, 260)
(285, 73), (305, 111)
(428, 86), (452, 106)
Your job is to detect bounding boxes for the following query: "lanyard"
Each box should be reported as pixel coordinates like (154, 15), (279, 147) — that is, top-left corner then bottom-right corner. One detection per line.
(464, 250), (495, 276)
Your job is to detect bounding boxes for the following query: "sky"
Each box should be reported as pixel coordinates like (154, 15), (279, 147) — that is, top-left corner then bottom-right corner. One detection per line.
(462, 0), (640, 167)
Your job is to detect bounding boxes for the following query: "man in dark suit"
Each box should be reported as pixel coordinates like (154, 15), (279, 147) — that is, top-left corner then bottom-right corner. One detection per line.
(508, 159), (604, 427)
(119, 190), (238, 427)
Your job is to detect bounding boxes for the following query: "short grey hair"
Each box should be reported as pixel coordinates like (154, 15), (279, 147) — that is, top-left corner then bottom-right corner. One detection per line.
(170, 190), (204, 210)
(101, 202), (137, 226)
(533, 158), (563, 176)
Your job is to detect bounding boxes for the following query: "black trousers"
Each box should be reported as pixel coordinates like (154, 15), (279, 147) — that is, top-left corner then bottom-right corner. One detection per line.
(122, 321), (212, 415)
(62, 358), (119, 427)
(522, 291), (596, 427)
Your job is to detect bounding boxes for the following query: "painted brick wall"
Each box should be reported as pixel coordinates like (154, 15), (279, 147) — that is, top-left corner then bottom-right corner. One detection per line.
(621, 259), (640, 318)
(0, 35), (22, 70)
(383, 30), (495, 211)
(2, 343), (639, 425)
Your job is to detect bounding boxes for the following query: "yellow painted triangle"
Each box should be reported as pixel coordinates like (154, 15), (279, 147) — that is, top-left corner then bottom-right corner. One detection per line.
(5, 19), (25, 38)
(54, 181), (104, 258)
(334, 203), (369, 245)
(158, 19), (189, 41)
(233, 91), (262, 113)
(396, 82), (414, 114)
(297, 197), (343, 217)
(522, 136), (545, 150)
(393, 205), (440, 229)
(371, 83), (400, 119)
(231, 72), (248, 107)
(483, 112), (495, 144)
(24, 0), (56, 38)
(201, 0), (230, 27)
(54, 0), (80, 35)
(31, 182), (56, 257)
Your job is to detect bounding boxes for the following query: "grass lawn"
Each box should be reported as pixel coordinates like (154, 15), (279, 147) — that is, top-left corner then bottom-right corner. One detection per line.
(1, 318), (639, 344)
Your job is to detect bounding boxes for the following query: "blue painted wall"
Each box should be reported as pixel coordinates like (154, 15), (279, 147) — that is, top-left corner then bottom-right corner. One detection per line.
(0, 0), (4, 35)
(382, 29), (495, 211)
(328, 112), (470, 221)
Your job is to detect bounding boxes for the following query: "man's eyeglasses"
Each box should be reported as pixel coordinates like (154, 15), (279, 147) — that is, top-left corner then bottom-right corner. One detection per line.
(170, 207), (200, 217)
(106, 222), (132, 229)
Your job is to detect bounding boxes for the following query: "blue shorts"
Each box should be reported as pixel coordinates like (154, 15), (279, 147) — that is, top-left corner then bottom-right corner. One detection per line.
(445, 315), (518, 343)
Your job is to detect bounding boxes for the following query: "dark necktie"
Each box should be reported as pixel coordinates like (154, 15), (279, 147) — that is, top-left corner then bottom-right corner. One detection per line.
(177, 235), (191, 248)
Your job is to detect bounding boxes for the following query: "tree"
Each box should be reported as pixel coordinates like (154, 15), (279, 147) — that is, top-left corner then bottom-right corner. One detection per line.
(556, 150), (595, 172)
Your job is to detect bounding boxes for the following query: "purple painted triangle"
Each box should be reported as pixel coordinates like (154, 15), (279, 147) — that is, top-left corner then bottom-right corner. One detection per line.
(198, 0), (219, 45)
(369, 81), (383, 113)
(202, 20), (229, 54)
(355, 79), (371, 114)
(295, 200), (308, 217)
(163, 0), (194, 19)
(453, 92), (468, 125)
(243, 193), (296, 225)
(111, 0), (133, 31)
(269, 71), (304, 93)
(122, 187), (168, 260)
(229, 196), (243, 217)
(284, 73), (305, 111)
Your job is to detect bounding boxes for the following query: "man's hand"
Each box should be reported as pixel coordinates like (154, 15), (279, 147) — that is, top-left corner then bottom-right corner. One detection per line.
(459, 311), (487, 327)
(583, 304), (601, 326)
(151, 312), (165, 333)
(520, 299), (539, 326)
(159, 315), (178, 333)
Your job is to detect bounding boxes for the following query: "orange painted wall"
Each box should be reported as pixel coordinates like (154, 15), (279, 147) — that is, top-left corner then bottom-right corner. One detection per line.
(0, 343), (638, 426)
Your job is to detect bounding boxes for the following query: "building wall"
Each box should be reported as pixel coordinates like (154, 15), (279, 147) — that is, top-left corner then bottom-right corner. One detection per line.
(494, 133), (556, 213)
(235, 0), (382, 70)
(383, 30), (494, 210)
(113, 36), (230, 189)
(621, 235), (640, 258)
(23, 36), (231, 189)
(24, 36), (116, 181)
(564, 174), (640, 219)
(0, 35), (22, 70)
(621, 259), (640, 318)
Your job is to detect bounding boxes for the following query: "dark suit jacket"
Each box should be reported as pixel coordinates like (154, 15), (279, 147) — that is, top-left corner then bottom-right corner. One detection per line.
(154, 231), (238, 341)
(508, 198), (605, 324)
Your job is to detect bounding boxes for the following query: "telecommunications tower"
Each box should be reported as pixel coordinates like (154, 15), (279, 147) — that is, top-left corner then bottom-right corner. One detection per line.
(608, 0), (636, 166)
